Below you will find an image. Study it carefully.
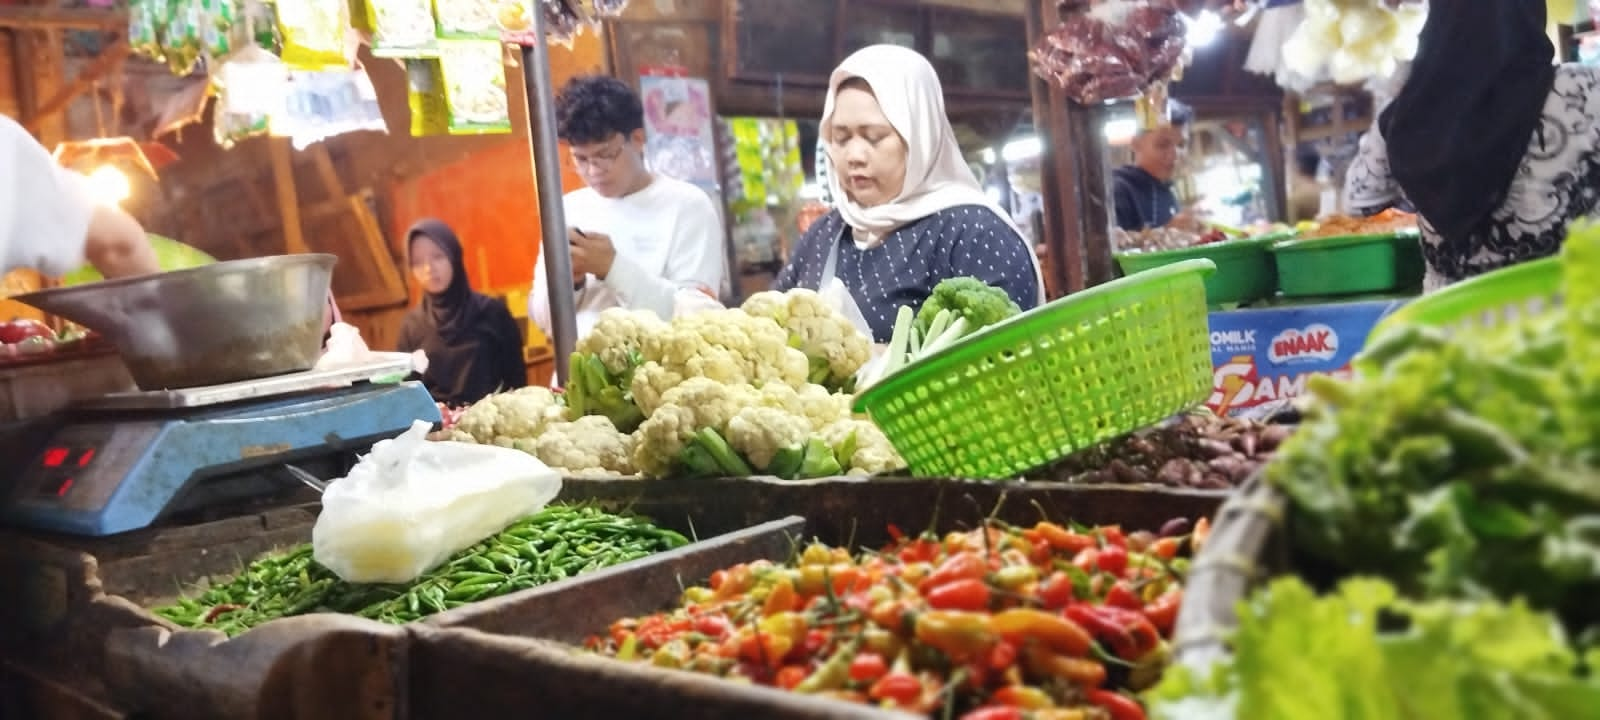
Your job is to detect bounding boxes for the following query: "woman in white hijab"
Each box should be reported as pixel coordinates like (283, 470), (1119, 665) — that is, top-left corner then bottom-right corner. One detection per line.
(775, 45), (1045, 343)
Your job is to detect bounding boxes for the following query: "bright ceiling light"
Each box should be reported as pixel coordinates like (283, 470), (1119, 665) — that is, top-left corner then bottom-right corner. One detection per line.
(1185, 10), (1224, 48)
(85, 165), (131, 205)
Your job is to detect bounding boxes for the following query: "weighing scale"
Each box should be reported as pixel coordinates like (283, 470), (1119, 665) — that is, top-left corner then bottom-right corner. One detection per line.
(0, 355), (440, 537)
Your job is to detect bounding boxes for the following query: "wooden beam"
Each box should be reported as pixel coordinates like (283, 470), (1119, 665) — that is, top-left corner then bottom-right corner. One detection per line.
(0, 6), (126, 30)
(268, 138), (309, 254)
(23, 38), (130, 134)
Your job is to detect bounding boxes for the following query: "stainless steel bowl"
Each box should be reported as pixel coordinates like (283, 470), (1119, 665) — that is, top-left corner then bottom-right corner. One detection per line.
(12, 254), (337, 390)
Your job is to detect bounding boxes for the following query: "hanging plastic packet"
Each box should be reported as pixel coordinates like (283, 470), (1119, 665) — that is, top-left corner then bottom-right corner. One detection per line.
(128, 0), (164, 63)
(199, 0), (238, 59)
(435, 0), (500, 39)
(349, 0), (377, 34)
(370, 0), (440, 55)
(540, 0), (580, 47)
(242, 0), (280, 53)
(163, 0), (205, 75)
(276, 67), (388, 149)
(213, 44), (287, 148)
(406, 58), (452, 137)
(276, 0), (351, 69)
(590, 0), (626, 19)
(437, 40), (511, 135)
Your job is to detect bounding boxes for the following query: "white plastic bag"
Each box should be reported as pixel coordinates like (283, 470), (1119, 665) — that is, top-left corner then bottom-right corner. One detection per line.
(819, 277), (874, 341)
(315, 322), (429, 375)
(312, 420), (562, 583)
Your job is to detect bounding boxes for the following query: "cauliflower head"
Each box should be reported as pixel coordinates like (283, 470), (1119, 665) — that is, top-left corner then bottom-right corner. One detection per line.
(822, 419), (906, 476)
(535, 415), (636, 476)
(630, 310), (809, 417)
(743, 289), (872, 386)
(576, 308), (666, 375)
(755, 382), (853, 431)
(632, 378), (761, 477)
(726, 406), (810, 470)
(453, 386), (566, 444)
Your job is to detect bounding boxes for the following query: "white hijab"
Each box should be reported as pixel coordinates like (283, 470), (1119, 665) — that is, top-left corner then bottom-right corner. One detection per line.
(822, 45), (1044, 302)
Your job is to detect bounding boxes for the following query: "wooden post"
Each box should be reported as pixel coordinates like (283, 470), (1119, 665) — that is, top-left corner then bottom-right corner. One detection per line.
(268, 139), (309, 254)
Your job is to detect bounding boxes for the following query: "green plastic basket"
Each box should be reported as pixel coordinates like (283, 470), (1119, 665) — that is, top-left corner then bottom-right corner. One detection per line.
(853, 260), (1217, 479)
(1114, 235), (1279, 306)
(1271, 232), (1424, 297)
(1367, 256), (1562, 342)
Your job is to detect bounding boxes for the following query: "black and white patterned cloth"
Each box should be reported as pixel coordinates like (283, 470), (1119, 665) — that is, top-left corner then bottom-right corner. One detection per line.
(776, 204), (1040, 343)
(1347, 65), (1600, 291)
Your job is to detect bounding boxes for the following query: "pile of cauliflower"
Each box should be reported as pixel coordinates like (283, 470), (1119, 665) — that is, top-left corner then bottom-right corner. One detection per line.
(447, 288), (903, 480)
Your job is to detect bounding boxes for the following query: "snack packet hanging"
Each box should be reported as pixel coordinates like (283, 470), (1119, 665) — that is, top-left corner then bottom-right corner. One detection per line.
(276, 67), (388, 149)
(370, 0), (440, 56)
(437, 39), (511, 135)
(128, 0), (164, 62)
(406, 58), (452, 137)
(349, 0), (377, 34)
(199, 0), (239, 59)
(163, 0), (205, 74)
(213, 44), (287, 148)
(276, 0), (351, 69)
(435, 0), (500, 39)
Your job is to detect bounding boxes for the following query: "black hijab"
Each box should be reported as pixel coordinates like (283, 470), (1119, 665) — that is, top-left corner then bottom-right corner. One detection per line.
(1379, 0), (1556, 241)
(409, 218), (486, 344)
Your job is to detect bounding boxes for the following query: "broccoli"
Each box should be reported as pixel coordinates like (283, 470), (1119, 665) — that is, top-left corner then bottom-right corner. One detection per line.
(914, 277), (1022, 337)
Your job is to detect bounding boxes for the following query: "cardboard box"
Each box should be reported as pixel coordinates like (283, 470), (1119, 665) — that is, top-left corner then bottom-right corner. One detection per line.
(1206, 298), (1406, 417)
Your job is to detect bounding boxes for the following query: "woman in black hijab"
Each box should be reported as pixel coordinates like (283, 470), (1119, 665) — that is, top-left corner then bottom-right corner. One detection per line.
(1378, 0), (1600, 290)
(397, 219), (527, 406)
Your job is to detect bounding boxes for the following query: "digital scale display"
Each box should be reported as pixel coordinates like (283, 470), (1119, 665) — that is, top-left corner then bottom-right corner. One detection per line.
(33, 445), (101, 499)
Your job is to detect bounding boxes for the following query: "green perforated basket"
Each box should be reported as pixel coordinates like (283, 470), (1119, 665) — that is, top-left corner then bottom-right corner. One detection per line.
(1367, 256), (1562, 341)
(853, 260), (1217, 479)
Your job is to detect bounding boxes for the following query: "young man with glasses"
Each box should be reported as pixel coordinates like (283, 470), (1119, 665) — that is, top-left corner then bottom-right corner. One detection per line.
(529, 75), (725, 341)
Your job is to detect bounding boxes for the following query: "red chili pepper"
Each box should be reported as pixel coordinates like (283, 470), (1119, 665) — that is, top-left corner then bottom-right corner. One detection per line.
(1021, 644), (1107, 688)
(990, 685), (1054, 709)
(987, 639), (1019, 670)
(869, 672), (923, 706)
(991, 608), (1093, 657)
(1150, 536), (1181, 561)
(1143, 589), (1183, 636)
(925, 578), (992, 611)
(1097, 545), (1129, 577)
(1036, 571), (1077, 609)
(693, 614), (732, 639)
(775, 664), (810, 690)
(1105, 581), (1143, 610)
(1191, 516), (1211, 553)
(1099, 525), (1128, 548)
(920, 552), (988, 594)
(1067, 604), (1161, 659)
(1073, 547), (1100, 574)
(959, 707), (1024, 720)
(886, 523), (906, 543)
(1035, 522), (1097, 554)
(848, 652), (889, 683)
(899, 538), (940, 564)
(1087, 689), (1148, 720)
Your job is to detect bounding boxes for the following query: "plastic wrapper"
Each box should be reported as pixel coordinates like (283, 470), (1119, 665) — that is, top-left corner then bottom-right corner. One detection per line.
(590, 0), (628, 18)
(312, 420), (563, 584)
(276, 0), (351, 69)
(199, 0), (239, 59)
(435, 0), (500, 39)
(1030, 0), (1186, 106)
(128, 0), (163, 62)
(163, 0), (205, 74)
(406, 58), (452, 137)
(274, 67), (387, 150)
(369, 0), (440, 55)
(437, 40), (511, 135)
(349, 0), (376, 33)
(541, 0), (581, 46)
(213, 44), (285, 148)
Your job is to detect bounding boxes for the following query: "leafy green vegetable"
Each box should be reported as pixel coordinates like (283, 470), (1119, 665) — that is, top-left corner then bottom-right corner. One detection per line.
(1148, 577), (1600, 720)
(1266, 221), (1600, 630)
(565, 351), (645, 433)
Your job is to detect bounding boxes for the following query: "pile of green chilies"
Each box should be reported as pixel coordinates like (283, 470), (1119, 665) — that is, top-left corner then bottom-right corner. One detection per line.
(151, 505), (690, 635)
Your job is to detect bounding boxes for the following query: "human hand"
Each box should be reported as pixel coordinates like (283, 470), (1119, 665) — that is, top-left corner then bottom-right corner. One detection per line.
(1166, 206), (1205, 233)
(569, 228), (616, 280)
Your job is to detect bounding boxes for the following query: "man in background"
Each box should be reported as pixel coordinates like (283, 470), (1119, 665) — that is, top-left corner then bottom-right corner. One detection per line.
(1, 115), (157, 279)
(529, 76), (725, 341)
(1112, 101), (1200, 232)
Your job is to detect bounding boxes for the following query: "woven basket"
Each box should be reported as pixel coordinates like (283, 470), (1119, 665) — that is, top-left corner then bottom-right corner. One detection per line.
(1169, 472), (1291, 669)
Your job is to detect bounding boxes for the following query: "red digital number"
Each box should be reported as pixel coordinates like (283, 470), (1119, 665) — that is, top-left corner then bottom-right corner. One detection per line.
(77, 448), (97, 467)
(42, 447), (69, 468)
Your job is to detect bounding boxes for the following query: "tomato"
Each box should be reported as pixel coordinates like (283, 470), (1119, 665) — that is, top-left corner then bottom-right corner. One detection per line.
(869, 672), (923, 706)
(775, 664), (810, 690)
(1105, 581), (1143, 610)
(1143, 590), (1182, 636)
(1036, 571), (1077, 608)
(1096, 545), (1129, 577)
(925, 578), (993, 611)
(1086, 689), (1148, 720)
(848, 652), (889, 683)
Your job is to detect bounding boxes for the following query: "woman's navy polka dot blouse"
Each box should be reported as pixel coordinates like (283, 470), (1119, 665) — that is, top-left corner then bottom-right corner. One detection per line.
(775, 204), (1040, 343)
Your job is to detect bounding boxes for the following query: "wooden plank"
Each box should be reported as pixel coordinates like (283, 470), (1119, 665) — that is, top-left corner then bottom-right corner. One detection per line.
(0, 6), (126, 30)
(268, 138), (309, 254)
(23, 39), (131, 134)
(345, 192), (408, 304)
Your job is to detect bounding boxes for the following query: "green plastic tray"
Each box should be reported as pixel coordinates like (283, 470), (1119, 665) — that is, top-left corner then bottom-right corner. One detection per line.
(853, 260), (1216, 480)
(1271, 232), (1424, 297)
(1367, 256), (1561, 342)
(1114, 235), (1278, 306)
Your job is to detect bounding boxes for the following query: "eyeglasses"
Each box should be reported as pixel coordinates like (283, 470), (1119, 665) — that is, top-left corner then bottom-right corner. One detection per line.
(571, 141), (628, 170)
